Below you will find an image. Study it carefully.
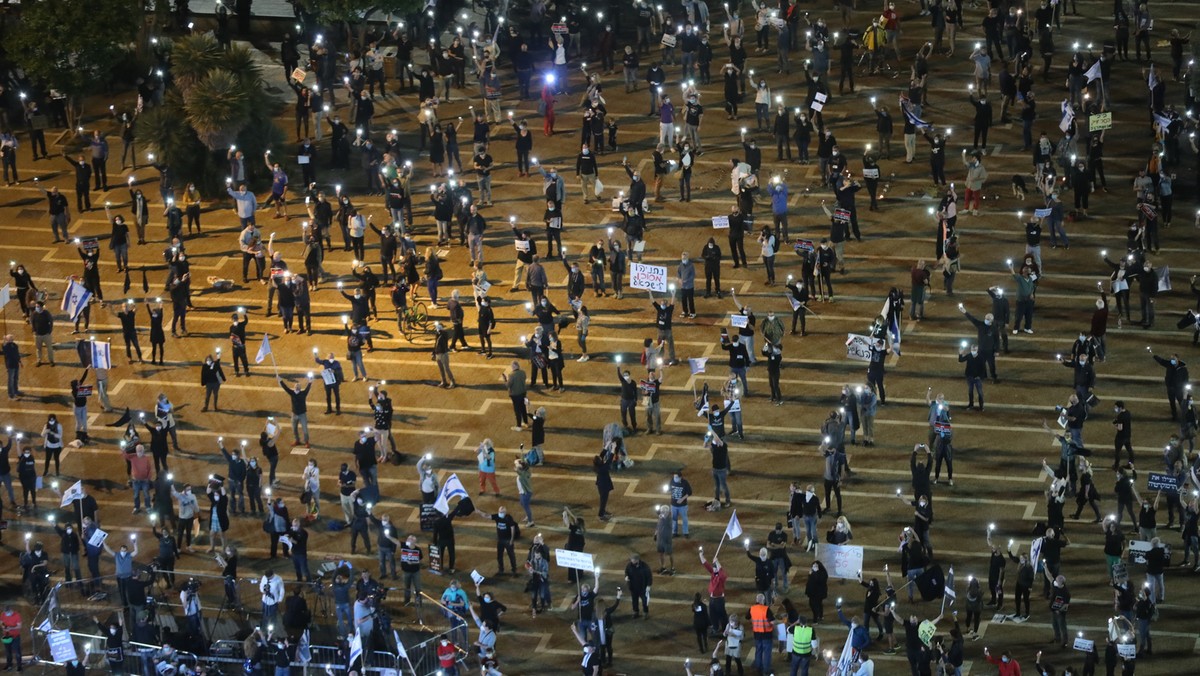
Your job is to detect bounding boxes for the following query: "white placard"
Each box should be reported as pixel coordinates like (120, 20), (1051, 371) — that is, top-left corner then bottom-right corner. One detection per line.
(514, 239), (530, 252)
(48, 629), (77, 663)
(1033, 208), (1052, 218)
(711, 216), (730, 229)
(298, 155), (311, 165)
(817, 543), (864, 579)
(87, 528), (108, 548)
(1117, 643), (1136, 658)
(845, 334), (873, 362)
(0, 284), (10, 309)
(554, 548), (595, 571)
(814, 92), (828, 103)
(470, 569), (486, 585)
(1073, 637), (1095, 653)
(321, 369), (337, 385)
(730, 314), (749, 329)
(629, 262), (668, 292)
(475, 280), (492, 295)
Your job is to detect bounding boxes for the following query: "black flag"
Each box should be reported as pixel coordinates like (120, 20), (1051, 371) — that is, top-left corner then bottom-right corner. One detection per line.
(141, 268), (149, 293)
(122, 269), (131, 294)
(106, 408), (132, 428)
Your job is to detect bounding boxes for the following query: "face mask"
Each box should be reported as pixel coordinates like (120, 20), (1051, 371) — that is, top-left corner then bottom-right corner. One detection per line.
(984, 319), (992, 325)
(583, 149), (589, 155)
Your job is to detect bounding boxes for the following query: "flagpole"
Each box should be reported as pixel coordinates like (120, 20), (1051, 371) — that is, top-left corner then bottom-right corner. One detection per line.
(712, 530), (729, 560)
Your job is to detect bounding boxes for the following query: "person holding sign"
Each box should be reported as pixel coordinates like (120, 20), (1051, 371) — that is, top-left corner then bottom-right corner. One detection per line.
(649, 288), (679, 365)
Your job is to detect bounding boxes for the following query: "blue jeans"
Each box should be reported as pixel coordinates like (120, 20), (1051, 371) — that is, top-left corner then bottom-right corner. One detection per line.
(132, 479), (152, 510)
(906, 567), (924, 600)
(790, 653), (812, 676)
(292, 554), (310, 581)
(729, 410), (744, 436)
(349, 351), (366, 379)
(379, 547), (397, 578)
(335, 602), (352, 636)
(730, 367), (748, 395)
(804, 515), (818, 544)
(712, 469), (730, 503)
(671, 504), (689, 536)
(1048, 219), (1069, 246)
(772, 557), (788, 591)
(753, 637), (773, 674)
(519, 491), (534, 523)
(967, 376), (984, 407)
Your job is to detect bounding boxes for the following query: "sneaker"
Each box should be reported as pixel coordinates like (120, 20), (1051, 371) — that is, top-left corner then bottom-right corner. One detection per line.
(1023, 329), (1034, 334)
(1012, 329), (1019, 334)
(577, 355), (590, 362)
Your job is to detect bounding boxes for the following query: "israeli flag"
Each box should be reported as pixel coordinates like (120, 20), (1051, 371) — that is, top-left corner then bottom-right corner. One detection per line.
(91, 341), (112, 370)
(349, 629), (363, 668)
(433, 472), (470, 516)
(902, 104), (930, 129)
(60, 278), (92, 322)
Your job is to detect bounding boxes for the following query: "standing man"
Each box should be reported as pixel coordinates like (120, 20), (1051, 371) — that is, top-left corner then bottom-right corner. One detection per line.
(278, 374), (313, 447)
(314, 351), (343, 414)
(746, 593), (776, 675)
(677, 252), (696, 319)
(66, 153), (92, 212)
(43, 186), (70, 243)
(650, 288), (678, 365)
(668, 470), (693, 537)
(476, 505), (519, 576)
(200, 353), (226, 412)
(1149, 350), (1189, 420)
(1112, 401), (1134, 469)
(959, 305), (999, 381)
(2, 335), (20, 400)
(623, 553), (653, 618)
(503, 362), (528, 430)
(89, 132), (109, 191)
(1009, 261), (1037, 334)
(31, 303), (55, 366)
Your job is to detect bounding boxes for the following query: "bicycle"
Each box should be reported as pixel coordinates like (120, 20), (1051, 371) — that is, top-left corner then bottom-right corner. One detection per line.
(400, 300), (430, 340)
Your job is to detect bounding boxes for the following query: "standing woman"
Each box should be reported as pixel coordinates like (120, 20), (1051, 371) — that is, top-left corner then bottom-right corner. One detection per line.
(722, 63), (742, 119)
(107, 212), (131, 272)
(69, 369), (92, 445)
(476, 295), (495, 358)
(172, 483), (199, 553)
(548, 333), (565, 391)
(608, 239), (627, 300)
(183, 183), (202, 234)
(513, 119), (533, 176)
(261, 419), (281, 486)
(206, 478), (229, 554)
(302, 458), (320, 521)
(428, 124), (446, 176)
(692, 592), (711, 652)
(17, 441), (38, 513)
(805, 559), (829, 623)
(575, 306), (591, 362)
(41, 414), (65, 476)
(145, 298), (166, 364)
(424, 247), (443, 308)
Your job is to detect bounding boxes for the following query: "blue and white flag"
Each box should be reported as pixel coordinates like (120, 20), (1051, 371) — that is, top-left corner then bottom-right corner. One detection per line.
(90, 340), (112, 370)
(889, 313), (902, 356)
(60, 278), (92, 322)
(902, 104), (930, 129)
(296, 629), (311, 664)
(1153, 112), (1173, 132)
(433, 472), (470, 516)
(1147, 67), (1159, 91)
(348, 629), (363, 667)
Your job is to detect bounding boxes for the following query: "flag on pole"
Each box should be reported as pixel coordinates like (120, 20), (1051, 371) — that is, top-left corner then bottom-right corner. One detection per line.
(349, 629), (363, 667)
(1147, 67), (1159, 91)
(433, 473), (470, 515)
(296, 629), (311, 664)
(255, 334), (272, 364)
(724, 510), (743, 540)
(1152, 112), (1173, 132)
(688, 357), (708, 374)
(392, 630), (409, 660)
(889, 314), (902, 356)
(60, 480), (84, 507)
(60, 278), (92, 322)
(1084, 59), (1102, 83)
(834, 629), (857, 675)
(1059, 100), (1075, 133)
(91, 341), (112, 370)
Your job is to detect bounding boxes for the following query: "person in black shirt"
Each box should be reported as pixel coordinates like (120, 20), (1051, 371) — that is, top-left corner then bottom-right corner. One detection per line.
(277, 375), (313, 447)
(476, 505), (519, 575)
(649, 288), (678, 365)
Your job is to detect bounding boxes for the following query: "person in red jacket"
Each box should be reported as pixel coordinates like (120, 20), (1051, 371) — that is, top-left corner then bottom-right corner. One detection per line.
(984, 646), (1023, 675)
(1, 604), (22, 672)
(435, 636), (460, 675)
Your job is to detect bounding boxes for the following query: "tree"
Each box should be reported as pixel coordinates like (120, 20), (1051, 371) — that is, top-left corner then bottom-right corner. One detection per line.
(138, 35), (283, 193)
(10, 0), (143, 128)
(293, 0), (425, 49)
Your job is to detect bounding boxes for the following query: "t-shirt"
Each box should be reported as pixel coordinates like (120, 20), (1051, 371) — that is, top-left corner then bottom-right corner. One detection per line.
(577, 589), (598, 620)
(490, 513), (518, 541)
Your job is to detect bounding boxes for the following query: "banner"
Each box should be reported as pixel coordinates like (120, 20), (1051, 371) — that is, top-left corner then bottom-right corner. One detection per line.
(433, 473), (470, 516)
(1088, 112), (1112, 131)
(48, 629), (77, 663)
(629, 262), (668, 292)
(845, 334), (873, 362)
(730, 314), (749, 329)
(553, 548), (595, 570)
(60, 278), (92, 322)
(90, 341), (112, 370)
(816, 543), (864, 580)
(1147, 472), (1177, 492)
(711, 216), (730, 229)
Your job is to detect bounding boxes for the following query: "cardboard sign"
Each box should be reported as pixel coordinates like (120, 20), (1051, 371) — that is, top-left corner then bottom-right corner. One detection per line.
(1073, 637), (1095, 653)
(629, 262), (668, 292)
(711, 215), (730, 229)
(291, 67), (308, 83)
(554, 548), (595, 571)
(74, 385), (93, 397)
(845, 333), (873, 362)
(660, 34), (677, 47)
(862, 168), (880, 179)
(730, 314), (749, 329)
(0, 284), (10, 309)
(793, 239), (814, 253)
(48, 629), (77, 663)
(87, 528), (108, 548)
(934, 421), (952, 437)
(551, 23), (569, 34)
(1117, 643), (1136, 658)
(1089, 112), (1113, 132)
(514, 239), (530, 252)
(1147, 472), (1177, 492)
(419, 503), (439, 532)
(832, 208), (852, 225)
(816, 543), (864, 580)
(80, 238), (100, 252)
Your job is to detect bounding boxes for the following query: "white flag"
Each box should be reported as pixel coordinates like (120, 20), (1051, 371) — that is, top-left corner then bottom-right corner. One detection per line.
(433, 472), (470, 516)
(688, 357), (708, 374)
(90, 341), (112, 370)
(1084, 59), (1102, 83)
(254, 333), (272, 364)
(60, 480), (84, 507)
(60, 278), (92, 322)
(724, 510), (743, 540)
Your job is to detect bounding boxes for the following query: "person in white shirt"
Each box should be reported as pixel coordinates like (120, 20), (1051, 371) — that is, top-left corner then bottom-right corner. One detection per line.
(852, 651), (875, 676)
(260, 569), (283, 624)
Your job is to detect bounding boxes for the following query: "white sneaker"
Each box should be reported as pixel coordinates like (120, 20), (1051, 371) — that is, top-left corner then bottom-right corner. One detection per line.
(577, 355), (590, 362)
(1023, 328), (1034, 334)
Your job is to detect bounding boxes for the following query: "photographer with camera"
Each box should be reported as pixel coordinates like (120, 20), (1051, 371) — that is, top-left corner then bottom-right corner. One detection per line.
(180, 577), (203, 638)
(260, 568), (284, 625)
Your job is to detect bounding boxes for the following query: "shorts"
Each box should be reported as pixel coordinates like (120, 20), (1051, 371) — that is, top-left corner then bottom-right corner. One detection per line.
(657, 540), (673, 554)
